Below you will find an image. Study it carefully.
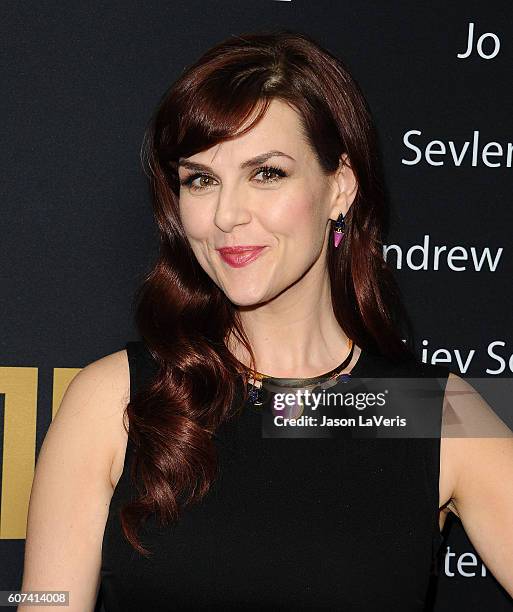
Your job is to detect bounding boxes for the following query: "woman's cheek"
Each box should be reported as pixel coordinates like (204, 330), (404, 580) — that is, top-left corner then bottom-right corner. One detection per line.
(272, 195), (320, 239)
(179, 204), (210, 241)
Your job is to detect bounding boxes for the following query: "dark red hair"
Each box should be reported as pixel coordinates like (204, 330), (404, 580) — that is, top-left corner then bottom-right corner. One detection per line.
(121, 29), (415, 555)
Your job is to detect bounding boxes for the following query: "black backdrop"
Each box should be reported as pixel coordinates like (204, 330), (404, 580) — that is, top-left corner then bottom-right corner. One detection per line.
(1, 1), (512, 609)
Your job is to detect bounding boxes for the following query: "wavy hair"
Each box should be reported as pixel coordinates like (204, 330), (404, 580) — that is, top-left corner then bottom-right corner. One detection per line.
(120, 29), (416, 555)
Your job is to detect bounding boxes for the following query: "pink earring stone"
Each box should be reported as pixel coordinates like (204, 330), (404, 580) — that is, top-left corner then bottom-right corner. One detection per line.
(333, 230), (344, 248)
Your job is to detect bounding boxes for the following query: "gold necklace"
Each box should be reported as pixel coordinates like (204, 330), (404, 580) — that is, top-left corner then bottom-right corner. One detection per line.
(246, 339), (355, 406)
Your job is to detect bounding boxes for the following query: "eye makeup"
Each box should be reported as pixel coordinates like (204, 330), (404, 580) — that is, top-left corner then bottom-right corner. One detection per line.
(179, 164), (288, 191)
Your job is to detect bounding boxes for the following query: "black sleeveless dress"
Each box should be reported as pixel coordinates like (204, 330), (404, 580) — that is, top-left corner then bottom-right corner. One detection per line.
(98, 341), (450, 611)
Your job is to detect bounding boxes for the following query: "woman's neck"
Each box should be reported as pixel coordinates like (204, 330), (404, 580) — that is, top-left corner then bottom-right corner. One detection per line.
(229, 274), (356, 378)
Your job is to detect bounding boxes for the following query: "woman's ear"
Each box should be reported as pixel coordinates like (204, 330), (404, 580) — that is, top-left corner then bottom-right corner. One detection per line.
(328, 153), (358, 221)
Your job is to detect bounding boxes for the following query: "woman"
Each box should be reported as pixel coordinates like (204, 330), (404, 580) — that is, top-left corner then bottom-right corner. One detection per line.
(21, 30), (513, 611)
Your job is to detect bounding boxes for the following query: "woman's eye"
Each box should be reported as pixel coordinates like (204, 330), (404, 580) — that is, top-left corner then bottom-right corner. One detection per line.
(179, 173), (217, 192)
(179, 165), (287, 192)
(253, 165), (287, 184)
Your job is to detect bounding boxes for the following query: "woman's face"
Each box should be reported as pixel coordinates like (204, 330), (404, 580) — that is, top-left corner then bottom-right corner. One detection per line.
(177, 98), (356, 306)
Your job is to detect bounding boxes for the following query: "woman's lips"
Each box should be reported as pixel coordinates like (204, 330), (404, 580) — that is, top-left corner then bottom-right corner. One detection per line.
(217, 246), (267, 268)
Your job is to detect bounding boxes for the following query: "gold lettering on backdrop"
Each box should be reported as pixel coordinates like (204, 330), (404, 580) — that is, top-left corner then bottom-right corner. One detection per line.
(0, 367), (81, 539)
(0, 367), (38, 539)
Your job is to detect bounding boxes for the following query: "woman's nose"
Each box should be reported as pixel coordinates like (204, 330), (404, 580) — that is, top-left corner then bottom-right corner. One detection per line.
(213, 186), (252, 232)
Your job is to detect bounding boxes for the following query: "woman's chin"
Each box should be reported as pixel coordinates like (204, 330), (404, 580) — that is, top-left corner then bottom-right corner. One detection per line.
(222, 285), (270, 307)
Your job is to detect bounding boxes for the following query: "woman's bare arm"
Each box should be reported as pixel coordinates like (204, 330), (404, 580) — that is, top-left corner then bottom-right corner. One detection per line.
(19, 349), (130, 612)
(442, 372), (513, 598)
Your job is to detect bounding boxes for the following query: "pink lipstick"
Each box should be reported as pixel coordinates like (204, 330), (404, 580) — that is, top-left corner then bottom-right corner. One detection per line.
(217, 246), (266, 268)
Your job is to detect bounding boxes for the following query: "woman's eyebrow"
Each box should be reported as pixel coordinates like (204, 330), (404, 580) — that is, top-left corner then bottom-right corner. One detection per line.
(177, 150), (295, 172)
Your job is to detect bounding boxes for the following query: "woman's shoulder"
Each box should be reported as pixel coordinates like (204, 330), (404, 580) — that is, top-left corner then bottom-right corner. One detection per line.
(21, 348), (131, 611)
(75, 346), (133, 488)
(95, 340), (164, 483)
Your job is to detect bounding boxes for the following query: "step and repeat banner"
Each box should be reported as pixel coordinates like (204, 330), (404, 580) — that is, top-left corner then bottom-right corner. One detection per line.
(1, 1), (511, 610)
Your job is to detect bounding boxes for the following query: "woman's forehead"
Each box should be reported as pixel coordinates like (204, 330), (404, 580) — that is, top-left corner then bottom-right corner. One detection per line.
(183, 101), (309, 167)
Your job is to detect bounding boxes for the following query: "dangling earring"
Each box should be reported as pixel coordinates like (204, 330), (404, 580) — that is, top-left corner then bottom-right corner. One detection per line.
(332, 212), (346, 248)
